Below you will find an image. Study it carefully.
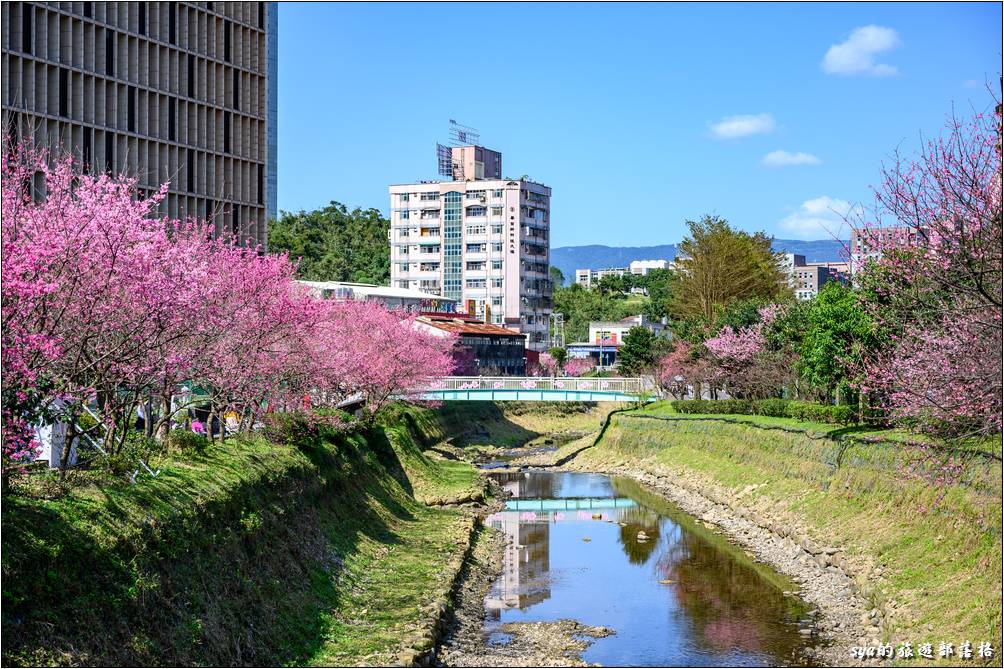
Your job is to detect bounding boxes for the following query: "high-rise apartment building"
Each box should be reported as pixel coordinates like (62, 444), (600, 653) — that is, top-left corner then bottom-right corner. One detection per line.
(1, 1), (278, 248)
(389, 145), (553, 350)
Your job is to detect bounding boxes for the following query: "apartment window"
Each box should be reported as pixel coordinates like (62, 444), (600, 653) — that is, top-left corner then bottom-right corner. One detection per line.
(138, 3), (146, 35)
(465, 206), (486, 217)
(419, 227), (439, 237)
(59, 69), (69, 117)
(187, 150), (195, 192)
(233, 70), (240, 110)
(491, 224), (503, 234)
(466, 279), (486, 289)
(491, 242), (503, 252)
(224, 22), (233, 62)
(187, 55), (195, 97)
(257, 164), (263, 204)
(232, 206), (241, 241)
(420, 210), (439, 220)
(223, 112), (231, 153)
(127, 86), (136, 132)
(398, 228), (410, 238)
(401, 193), (410, 202)
(399, 210), (410, 220)
(168, 3), (177, 44)
(491, 278), (503, 288)
(492, 297), (503, 306)
(420, 192), (439, 201)
(466, 225), (486, 236)
(258, 3), (265, 27)
(420, 262), (440, 272)
(399, 246), (409, 255)
(466, 261), (486, 271)
(491, 206), (503, 216)
(492, 189), (503, 198)
(466, 191), (486, 200)
(492, 260), (503, 270)
(466, 243), (486, 253)
(83, 2), (92, 18)
(419, 245), (440, 254)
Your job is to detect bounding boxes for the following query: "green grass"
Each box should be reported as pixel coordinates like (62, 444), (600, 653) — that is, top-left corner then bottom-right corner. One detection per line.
(579, 409), (1003, 653)
(2, 405), (484, 667)
(634, 401), (1002, 456)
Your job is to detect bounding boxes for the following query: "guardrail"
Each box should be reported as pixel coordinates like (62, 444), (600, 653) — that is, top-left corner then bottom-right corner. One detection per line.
(423, 376), (653, 395)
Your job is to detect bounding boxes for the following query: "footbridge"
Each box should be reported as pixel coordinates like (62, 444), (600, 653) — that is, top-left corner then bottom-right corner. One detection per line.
(415, 376), (656, 403)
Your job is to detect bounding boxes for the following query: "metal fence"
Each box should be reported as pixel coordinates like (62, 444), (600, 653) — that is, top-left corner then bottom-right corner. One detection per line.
(424, 376), (653, 395)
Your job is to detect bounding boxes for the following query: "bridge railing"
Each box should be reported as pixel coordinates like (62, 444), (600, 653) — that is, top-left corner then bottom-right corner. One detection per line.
(422, 376), (653, 395)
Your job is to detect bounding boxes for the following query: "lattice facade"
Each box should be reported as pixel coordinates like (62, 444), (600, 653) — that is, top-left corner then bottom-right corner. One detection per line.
(1, 1), (277, 248)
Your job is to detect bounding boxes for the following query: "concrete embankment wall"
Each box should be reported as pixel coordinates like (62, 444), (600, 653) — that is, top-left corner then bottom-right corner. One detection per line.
(575, 413), (1002, 650)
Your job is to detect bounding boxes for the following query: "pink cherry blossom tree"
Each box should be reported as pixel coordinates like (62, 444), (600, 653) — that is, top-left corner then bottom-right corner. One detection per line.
(855, 104), (1002, 436)
(563, 357), (595, 377)
(3, 140), (462, 480)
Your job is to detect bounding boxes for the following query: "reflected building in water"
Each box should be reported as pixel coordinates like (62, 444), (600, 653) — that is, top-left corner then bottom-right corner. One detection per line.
(485, 472), (553, 614)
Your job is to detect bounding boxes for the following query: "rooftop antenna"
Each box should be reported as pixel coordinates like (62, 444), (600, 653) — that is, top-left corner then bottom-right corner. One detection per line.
(448, 119), (480, 147)
(436, 120), (481, 180)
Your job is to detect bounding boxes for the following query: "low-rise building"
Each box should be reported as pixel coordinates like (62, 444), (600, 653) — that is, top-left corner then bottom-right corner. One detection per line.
(297, 280), (460, 314)
(414, 316), (527, 376)
(574, 260), (673, 289)
(782, 254), (844, 300)
(566, 315), (669, 368)
(850, 227), (917, 275)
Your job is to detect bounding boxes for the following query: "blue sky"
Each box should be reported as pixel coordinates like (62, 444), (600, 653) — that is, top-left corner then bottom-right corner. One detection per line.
(277, 2), (1001, 247)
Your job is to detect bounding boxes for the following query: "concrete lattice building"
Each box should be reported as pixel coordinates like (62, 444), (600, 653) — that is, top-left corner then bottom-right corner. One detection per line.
(1, 1), (278, 248)
(389, 145), (553, 350)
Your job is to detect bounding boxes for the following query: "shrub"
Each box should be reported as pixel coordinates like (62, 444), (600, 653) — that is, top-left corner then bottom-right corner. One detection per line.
(754, 398), (790, 418)
(96, 432), (160, 476)
(670, 399), (857, 425)
(167, 429), (210, 454)
(262, 410), (354, 446)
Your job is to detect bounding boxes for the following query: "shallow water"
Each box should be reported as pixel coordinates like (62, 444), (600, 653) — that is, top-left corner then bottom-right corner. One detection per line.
(484, 471), (818, 667)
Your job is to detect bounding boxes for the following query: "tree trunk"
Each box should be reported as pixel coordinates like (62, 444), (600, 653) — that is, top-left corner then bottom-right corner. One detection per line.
(59, 415), (78, 482)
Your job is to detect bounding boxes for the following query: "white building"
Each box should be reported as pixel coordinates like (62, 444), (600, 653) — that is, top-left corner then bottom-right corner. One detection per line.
(296, 280), (460, 314)
(388, 145), (552, 350)
(575, 259), (673, 289)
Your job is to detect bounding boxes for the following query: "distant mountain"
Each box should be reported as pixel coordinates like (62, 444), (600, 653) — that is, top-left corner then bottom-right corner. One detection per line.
(550, 239), (848, 285)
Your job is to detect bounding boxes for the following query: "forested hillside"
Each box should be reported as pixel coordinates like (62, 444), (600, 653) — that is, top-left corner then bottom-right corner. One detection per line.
(269, 202), (390, 284)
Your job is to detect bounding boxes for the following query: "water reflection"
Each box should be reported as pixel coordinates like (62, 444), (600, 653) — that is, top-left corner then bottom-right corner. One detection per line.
(484, 471), (814, 666)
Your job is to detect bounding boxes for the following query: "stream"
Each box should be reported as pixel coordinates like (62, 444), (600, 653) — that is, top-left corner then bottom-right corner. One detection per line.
(481, 470), (820, 666)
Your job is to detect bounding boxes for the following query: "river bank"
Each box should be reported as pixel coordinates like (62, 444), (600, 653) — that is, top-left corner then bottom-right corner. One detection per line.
(2, 405), (494, 667)
(502, 404), (1002, 666)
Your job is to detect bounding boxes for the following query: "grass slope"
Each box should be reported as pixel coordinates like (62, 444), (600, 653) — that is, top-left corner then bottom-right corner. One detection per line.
(2, 406), (482, 667)
(578, 403), (1003, 654)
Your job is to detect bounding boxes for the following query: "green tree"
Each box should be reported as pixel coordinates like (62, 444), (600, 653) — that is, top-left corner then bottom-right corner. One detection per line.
(672, 215), (789, 322)
(617, 326), (657, 375)
(552, 283), (634, 343)
(269, 202), (390, 283)
(793, 282), (879, 404)
(640, 268), (676, 320)
(597, 273), (628, 296)
(549, 266), (565, 288)
(548, 346), (568, 368)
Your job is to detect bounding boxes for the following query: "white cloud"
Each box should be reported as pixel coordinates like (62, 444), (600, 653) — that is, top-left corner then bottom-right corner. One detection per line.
(708, 113), (776, 139)
(762, 150), (821, 167)
(822, 25), (901, 77)
(779, 196), (860, 239)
